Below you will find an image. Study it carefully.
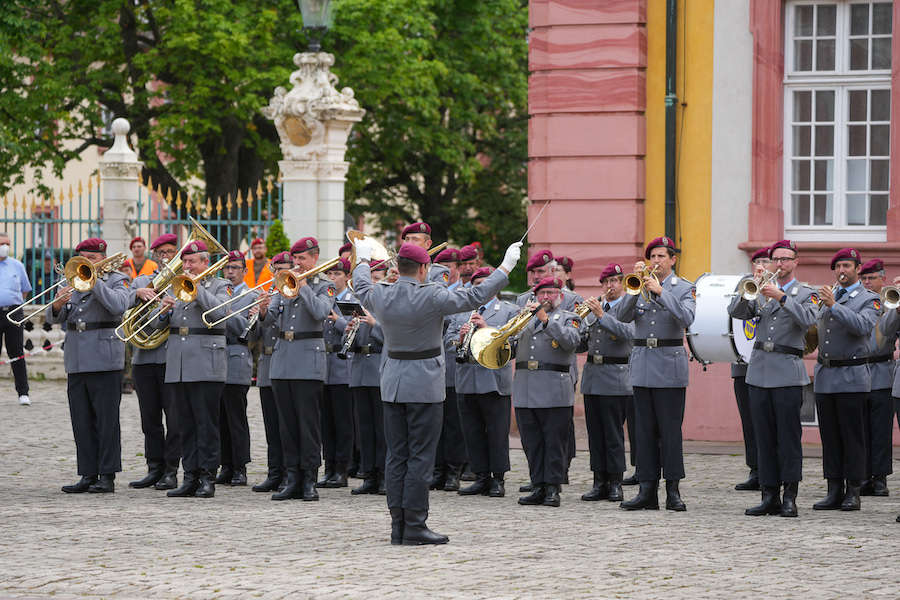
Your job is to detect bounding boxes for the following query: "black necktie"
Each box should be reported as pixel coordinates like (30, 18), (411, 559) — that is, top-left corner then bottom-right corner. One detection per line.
(835, 288), (846, 302)
(603, 302), (610, 312)
(478, 305), (486, 315)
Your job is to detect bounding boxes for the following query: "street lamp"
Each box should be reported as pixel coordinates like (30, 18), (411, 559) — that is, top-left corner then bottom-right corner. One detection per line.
(297, 0), (334, 52)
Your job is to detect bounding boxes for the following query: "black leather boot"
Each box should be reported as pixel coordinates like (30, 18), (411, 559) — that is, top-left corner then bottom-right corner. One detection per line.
(88, 473), (115, 493)
(458, 473), (492, 496)
(316, 466), (334, 488)
(429, 468), (447, 491)
(488, 474), (505, 498)
(301, 470), (319, 501)
(129, 461), (164, 489)
(780, 482), (798, 517)
(518, 484), (546, 505)
(167, 472), (199, 497)
(154, 462), (179, 490)
(859, 477), (875, 496)
(461, 466), (476, 481)
(518, 481), (534, 492)
(214, 465), (233, 485)
(195, 471), (215, 498)
(543, 484), (561, 507)
(840, 480), (861, 511)
(352, 474), (378, 495)
(324, 464), (348, 488)
(734, 468), (760, 491)
(230, 465), (247, 486)
(402, 509), (449, 545)
(252, 468), (283, 492)
(62, 475), (98, 494)
(607, 472), (624, 502)
(813, 478), (844, 510)
(580, 472), (608, 502)
(745, 486), (782, 516)
(376, 471), (386, 495)
(443, 465), (462, 492)
(390, 507), (404, 545)
(665, 480), (686, 511)
(271, 468), (301, 501)
(871, 475), (889, 497)
(620, 480), (659, 510)
(622, 473), (638, 486)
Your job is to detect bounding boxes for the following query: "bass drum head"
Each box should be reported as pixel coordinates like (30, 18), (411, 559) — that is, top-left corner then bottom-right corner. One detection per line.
(686, 273), (746, 365)
(731, 317), (757, 364)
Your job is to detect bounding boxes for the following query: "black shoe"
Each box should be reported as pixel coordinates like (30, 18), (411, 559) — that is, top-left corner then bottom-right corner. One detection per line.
(88, 474), (115, 493)
(734, 469), (760, 491)
(348, 465), (359, 479)
(581, 472), (609, 502)
(443, 465), (461, 492)
(840, 481), (861, 511)
(429, 469), (447, 491)
(129, 463), (164, 489)
(460, 467), (477, 482)
(780, 482), (798, 517)
(871, 475), (889, 497)
(301, 471), (319, 501)
(167, 473), (199, 497)
(813, 478), (844, 510)
(230, 466), (247, 486)
(859, 478), (875, 496)
(214, 466), (233, 485)
(607, 473), (624, 502)
(402, 509), (449, 545)
(665, 480), (686, 511)
(195, 472), (215, 498)
(376, 471), (386, 495)
(458, 473), (492, 496)
(62, 475), (98, 494)
(390, 507), (404, 545)
(316, 468), (334, 488)
(488, 476), (505, 498)
(543, 484), (561, 507)
(745, 486), (782, 516)
(154, 463), (179, 490)
(252, 470), (283, 492)
(620, 481), (659, 510)
(271, 469), (301, 501)
(518, 484), (546, 505)
(518, 482), (534, 493)
(352, 476), (379, 495)
(622, 473), (638, 486)
(323, 469), (348, 488)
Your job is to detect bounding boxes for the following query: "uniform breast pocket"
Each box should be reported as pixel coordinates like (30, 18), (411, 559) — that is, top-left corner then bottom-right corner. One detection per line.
(205, 341), (226, 373)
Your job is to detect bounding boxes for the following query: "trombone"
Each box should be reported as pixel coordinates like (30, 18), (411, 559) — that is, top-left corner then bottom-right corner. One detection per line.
(880, 285), (900, 310)
(197, 262), (275, 326)
(7, 252), (128, 325)
(202, 268), (301, 328)
(623, 264), (660, 302)
(738, 268), (782, 302)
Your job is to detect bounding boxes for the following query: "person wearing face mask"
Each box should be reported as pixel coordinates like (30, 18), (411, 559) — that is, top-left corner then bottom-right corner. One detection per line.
(0, 231), (33, 406)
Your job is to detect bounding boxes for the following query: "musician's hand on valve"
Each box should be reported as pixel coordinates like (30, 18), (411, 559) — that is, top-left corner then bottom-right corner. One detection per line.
(819, 285), (836, 308)
(643, 276), (663, 296)
(633, 261), (647, 273)
(760, 284), (784, 301)
(51, 286), (74, 311)
(586, 296), (604, 317)
(135, 287), (157, 302)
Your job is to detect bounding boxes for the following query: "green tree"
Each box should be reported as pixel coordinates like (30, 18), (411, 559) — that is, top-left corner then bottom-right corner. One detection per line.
(265, 219), (290, 257)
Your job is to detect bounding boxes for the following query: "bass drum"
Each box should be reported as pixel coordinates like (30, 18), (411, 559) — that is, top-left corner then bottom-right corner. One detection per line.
(686, 273), (756, 365)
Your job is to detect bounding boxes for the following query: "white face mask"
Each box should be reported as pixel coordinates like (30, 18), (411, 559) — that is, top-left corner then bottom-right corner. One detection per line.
(0, 244), (9, 258)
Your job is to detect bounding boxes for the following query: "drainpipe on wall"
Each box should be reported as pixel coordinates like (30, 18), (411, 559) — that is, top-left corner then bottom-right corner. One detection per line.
(664, 0), (678, 242)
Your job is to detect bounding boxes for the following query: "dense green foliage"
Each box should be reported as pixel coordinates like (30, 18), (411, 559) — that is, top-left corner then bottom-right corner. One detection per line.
(265, 219), (291, 257)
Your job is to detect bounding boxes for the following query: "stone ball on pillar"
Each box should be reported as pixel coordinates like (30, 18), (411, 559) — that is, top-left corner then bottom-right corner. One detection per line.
(111, 118), (130, 136)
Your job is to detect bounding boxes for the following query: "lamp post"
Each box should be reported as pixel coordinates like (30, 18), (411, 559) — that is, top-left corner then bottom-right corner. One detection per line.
(297, 0), (334, 52)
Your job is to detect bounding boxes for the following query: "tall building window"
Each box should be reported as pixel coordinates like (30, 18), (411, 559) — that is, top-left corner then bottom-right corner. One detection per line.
(784, 1), (892, 241)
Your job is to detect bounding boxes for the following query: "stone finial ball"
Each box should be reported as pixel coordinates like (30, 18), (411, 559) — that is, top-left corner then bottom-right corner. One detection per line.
(111, 118), (130, 136)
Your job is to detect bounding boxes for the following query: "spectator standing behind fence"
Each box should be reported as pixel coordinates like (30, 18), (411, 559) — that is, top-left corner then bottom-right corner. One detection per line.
(124, 237), (157, 280)
(0, 231), (33, 406)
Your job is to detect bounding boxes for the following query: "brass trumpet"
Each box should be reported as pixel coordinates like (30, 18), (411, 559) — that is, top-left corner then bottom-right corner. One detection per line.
(738, 268), (782, 302)
(880, 285), (900, 310)
(623, 264), (660, 301)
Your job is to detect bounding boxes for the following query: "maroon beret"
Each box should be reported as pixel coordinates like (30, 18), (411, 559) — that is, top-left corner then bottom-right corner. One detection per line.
(768, 239), (797, 258)
(750, 247), (770, 262)
(338, 242), (352, 255)
(397, 242), (430, 265)
(401, 222), (431, 239)
(370, 259), (389, 272)
(644, 236), (676, 259)
(533, 276), (563, 293)
(181, 240), (208, 257)
(129, 236), (145, 249)
(830, 247), (861, 270)
(526, 249), (554, 272)
(598, 263), (624, 282)
(459, 245), (478, 261)
(226, 250), (246, 265)
(328, 257), (351, 274)
(556, 256), (574, 272)
(76, 238), (107, 253)
(290, 237), (319, 255)
(272, 251), (292, 265)
(435, 248), (460, 263)
(860, 258), (884, 275)
(470, 266), (494, 283)
(150, 233), (177, 250)
(251, 237), (266, 247)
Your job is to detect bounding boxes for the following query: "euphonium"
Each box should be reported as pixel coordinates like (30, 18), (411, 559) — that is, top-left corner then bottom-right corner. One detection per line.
(470, 307), (538, 369)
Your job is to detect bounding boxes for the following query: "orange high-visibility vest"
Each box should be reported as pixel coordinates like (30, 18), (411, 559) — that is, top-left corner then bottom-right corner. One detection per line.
(244, 258), (273, 289)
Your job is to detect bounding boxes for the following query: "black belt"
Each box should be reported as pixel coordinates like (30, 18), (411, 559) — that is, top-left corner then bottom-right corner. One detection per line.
(754, 341), (804, 357)
(279, 331), (323, 341)
(352, 344), (382, 355)
(817, 356), (869, 368)
(515, 361), (570, 373)
(226, 336), (247, 346)
(170, 327), (225, 336)
(587, 355), (629, 365)
(633, 338), (682, 348)
(68, 320), (121, 332)
(388, 348), (441, 360)
(325, 343), (336, 353)
(869, 353), (894, 364)
(263, 346), (274, 355)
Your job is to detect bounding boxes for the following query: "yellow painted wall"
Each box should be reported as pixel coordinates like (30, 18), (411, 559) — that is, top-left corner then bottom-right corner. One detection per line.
(645, 0), (714, 282)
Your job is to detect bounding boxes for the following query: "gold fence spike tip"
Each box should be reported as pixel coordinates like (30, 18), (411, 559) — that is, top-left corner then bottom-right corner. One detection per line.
(216, 196), (223, 215)
(206, 198), (212, 215)
(176, 190), (183, 210)
(88, 176), (93, 192)
(166, 187), (173, 203)
(256, 180), (263, 197)
(68, 184), (74, 202)
(147, 175), (153, 191)
(236, 189), (243, 208)
(226, 193), (233, 212)
(186, 194), (193, 214)
(247, 188), (255, 207)
(267, 178), (274, 193)
(2, 194), (7, 210)
(78, 179), (84, 194)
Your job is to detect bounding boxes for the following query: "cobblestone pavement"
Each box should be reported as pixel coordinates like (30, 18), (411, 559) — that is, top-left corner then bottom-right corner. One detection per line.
(1, 380), (899, 599)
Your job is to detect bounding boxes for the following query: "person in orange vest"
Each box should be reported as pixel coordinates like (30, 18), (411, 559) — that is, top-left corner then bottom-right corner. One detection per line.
(244, 238), (273, 289)
(125, 237), (158, 280)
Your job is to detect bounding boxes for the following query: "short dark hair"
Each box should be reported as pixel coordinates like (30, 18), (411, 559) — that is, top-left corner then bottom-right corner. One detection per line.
(396, 257), (421, 276)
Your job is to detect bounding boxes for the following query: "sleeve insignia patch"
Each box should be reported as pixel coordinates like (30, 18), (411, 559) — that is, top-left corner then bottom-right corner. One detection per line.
(327, 287), (335, 297)
(810, 293), (820, 305)
(226, 286), (233, 296)
(443, 272), (449, 282)
(873, 299), (881, 310)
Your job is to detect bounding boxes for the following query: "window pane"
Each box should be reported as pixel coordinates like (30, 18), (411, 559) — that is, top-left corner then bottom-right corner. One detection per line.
(849, 90), (868, 122)
(796, 40), (814, 71)
(847, 159), (868, 191)
(849, 125), (868, 156)
(873, 3), (893, 34)
(817, 5), (837, 35)
(847, 194), (867, 225)
(850, 38), (869, 70)
(851, 4), (870, 35)
(872, 37), (892, 69)
(793, 194), (811, 225)
(814, 159), (833, 190)
(794, 91), (812, 121)
(871, 194), (889, 225)
(793, 160), (811, 190)
(814, 125), (834, 155)
(871, 89), (891, 121)
(815, 90), (835, 121)
(794, 125), (812, 156)
(871, 124), (890, 155)
(816, 40), (836, 70)
(871, 159), (890, 190)
(814, 194), (833, 225)
(796, 5), (814, 36)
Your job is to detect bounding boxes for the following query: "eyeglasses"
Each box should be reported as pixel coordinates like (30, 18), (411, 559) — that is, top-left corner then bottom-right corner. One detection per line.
(771, 257), (796, 264)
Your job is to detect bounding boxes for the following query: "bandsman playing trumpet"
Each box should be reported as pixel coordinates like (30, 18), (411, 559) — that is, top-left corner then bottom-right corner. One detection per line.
(46, 238), (130, 494)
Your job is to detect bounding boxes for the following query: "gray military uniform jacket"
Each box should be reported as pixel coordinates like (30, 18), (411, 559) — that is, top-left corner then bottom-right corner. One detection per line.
(512, 306), (582, 408)
(352, 263), (509, 404)
(130, 272), (168, 365)
(448, 298), (520, 396)
(728, 279), (816, 388)
(618, 272), (695, 388)
(262, 274), (335, 382)
(154, 276), (232, 384)
(813, 283), (878, 394)
(324, 288), (353, 386)
(46, 270), (131, 374)
(579, 298), (635, 396)
(252, 309), (280, 388)
(347, 319), (384, 388)
(731, 361), (748, 378)
(877, 308), (900, 396)
(868, 304), (895, 391)
(224, 282), (254, 386)
(428, 262), (450, 286)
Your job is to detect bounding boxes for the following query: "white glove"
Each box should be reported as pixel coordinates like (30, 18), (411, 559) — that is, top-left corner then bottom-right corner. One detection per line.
(354, 238), (374, 262)
(500, 241), (523, 272)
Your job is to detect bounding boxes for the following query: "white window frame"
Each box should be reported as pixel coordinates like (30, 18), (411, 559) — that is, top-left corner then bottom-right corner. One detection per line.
(783, 0), (892, 242)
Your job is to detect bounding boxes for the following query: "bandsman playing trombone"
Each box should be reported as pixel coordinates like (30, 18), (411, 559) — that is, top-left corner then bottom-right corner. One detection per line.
(45, 238), (130, 494)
